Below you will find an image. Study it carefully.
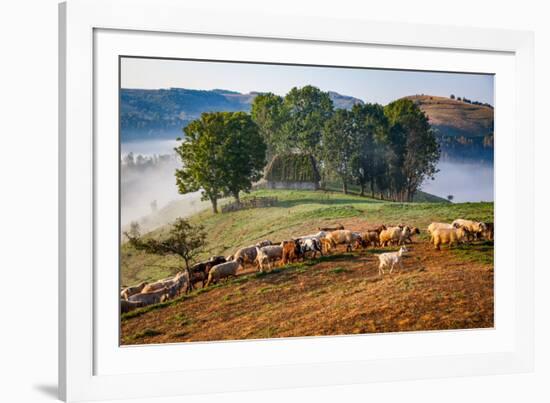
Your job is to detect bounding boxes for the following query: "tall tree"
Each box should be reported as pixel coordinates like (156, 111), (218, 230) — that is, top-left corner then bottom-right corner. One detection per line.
(250, 93), (287, 158)
(384, 99), (440, 201)
(222, 112), (267, 203)
(175, 113), (227, 213)
(282, 86), (334, 157)
(349, 103), (389, 197)
(175, 112), (267, 212)
(322, 109), (356, 194)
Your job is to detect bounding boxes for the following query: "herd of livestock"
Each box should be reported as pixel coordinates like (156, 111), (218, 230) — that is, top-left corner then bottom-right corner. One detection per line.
(121, 218), (494, 313)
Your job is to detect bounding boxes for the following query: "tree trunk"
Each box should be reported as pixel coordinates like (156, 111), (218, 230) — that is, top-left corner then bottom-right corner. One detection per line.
(359, 182), (365, 197)
(342, 181), (348, 195)
(211, 198), (218, 214)
(233, 191), (240, 204)
(183, 257), (193, 292)
(370, 181), (375, 198)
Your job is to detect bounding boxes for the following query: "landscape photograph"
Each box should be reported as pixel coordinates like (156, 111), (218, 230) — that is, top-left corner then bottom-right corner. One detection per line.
(119, 57), (494, 345)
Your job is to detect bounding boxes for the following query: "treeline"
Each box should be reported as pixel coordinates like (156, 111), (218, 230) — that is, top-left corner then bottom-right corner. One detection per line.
(251, 86), (440, 202)
(122, 152), (176, 171)
(449, 94), (493, 109)
(175, 86), (440, 213)
(438, 135), (494, 162)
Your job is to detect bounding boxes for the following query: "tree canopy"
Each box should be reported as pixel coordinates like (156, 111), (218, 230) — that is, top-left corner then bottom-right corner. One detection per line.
(175, 111), (266, 213)
(175, 86), (439, 206)
(322, 109), (356, 194)
(251, 86), (334, 159)
(384, 99), (440, 201)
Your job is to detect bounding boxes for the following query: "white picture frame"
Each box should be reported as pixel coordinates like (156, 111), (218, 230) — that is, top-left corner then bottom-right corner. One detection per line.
(59, 0), (534, 401)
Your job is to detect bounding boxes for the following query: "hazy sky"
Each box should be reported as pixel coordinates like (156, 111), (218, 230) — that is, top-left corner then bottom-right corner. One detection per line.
(121, 57), (494, 106)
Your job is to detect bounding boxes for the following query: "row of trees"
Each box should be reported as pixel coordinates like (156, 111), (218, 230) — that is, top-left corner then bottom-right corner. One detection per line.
(251, 86), (440, 202)
(449, 94), (493, 109)
(175, 85), (441, 212)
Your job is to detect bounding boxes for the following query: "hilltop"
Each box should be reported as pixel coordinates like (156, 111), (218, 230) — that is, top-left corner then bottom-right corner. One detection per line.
(404, 95), (493, 138)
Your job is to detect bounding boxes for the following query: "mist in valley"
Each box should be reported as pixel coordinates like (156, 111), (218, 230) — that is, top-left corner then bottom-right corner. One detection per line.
(121, 139), (494, 237)
(420, 158), (494, 203)
(120, 140), (210, 233)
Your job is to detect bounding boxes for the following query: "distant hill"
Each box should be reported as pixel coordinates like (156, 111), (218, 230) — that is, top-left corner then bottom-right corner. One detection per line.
(120, 88), (364, 141)
(121, 89), (494, 161)
(403, 95), (493, 138)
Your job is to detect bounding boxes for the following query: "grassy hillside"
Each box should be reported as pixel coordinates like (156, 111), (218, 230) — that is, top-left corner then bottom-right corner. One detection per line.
(404, 95), (493, 138)
(121, 188), (493, 344)
(121, 189), (492, 286)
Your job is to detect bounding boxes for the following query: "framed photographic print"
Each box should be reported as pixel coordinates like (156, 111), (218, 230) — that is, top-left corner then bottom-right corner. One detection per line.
(59, 0), (534, 401)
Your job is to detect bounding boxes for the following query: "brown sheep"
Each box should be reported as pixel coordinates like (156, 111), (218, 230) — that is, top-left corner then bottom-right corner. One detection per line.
(120, 299), (145, 313)
(189, 256), (227, 289)
(320, 237), (333, 254)
(281, 240), (300, 264)
(483, 222), (494, 241)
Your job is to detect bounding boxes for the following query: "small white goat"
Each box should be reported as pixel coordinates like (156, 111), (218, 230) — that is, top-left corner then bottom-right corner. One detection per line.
(377, 246), (408, 275)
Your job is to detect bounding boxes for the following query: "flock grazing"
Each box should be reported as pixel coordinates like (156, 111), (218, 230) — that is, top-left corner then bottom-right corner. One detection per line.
(121, 218), (494, 313)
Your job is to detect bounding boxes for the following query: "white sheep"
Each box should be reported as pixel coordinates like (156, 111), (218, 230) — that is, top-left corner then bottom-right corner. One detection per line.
(325, 230), (362, 252)
(120, 281), (147, 300)
(233, 245), (259, 267)
(141, 271), (187, 294)
(379, 226), (404, 247)
(427, 222), (454, 241)
(205, 257), (244, 286)
(297, 238), (323, 258)
(451, 219), (487, 240)
(377, 246), (408, 275)
(128, 287), (170, 305)
(255, 245), (283, 272)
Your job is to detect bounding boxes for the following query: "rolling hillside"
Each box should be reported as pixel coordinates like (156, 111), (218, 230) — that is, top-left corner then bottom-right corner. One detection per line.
(121, 189), (492, 286)
(120, 189), (494, 344)
(404, 95), (493, 138)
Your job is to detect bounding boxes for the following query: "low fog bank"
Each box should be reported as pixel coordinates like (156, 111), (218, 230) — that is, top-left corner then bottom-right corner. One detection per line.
(120, 147), (210, 233)
(421, 158), (494, 203)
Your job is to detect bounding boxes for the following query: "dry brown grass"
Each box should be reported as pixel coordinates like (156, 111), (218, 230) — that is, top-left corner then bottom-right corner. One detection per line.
(404, 95), (493, 137)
